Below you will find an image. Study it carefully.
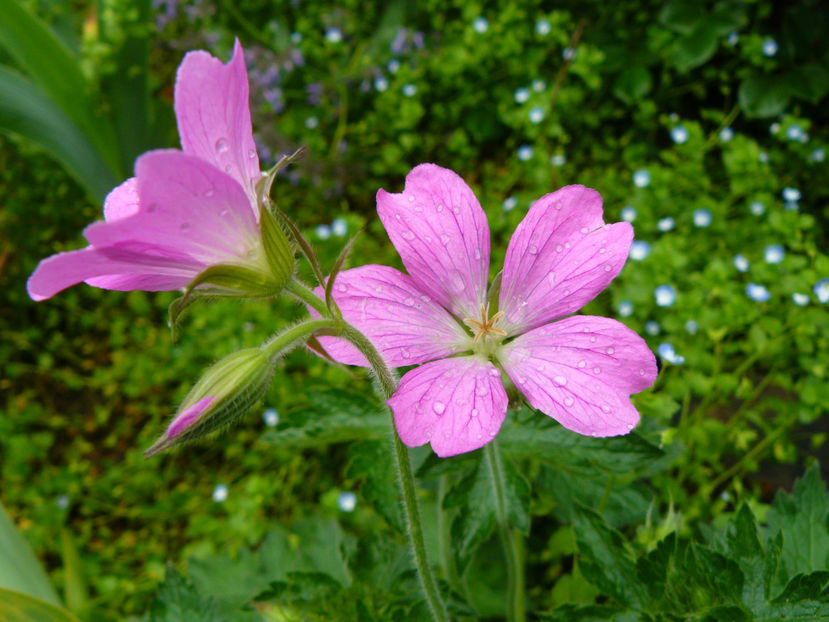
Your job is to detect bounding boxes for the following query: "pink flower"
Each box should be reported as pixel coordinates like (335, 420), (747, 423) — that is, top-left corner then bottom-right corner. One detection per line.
(27, 40), (266, 301)
(319, 164), (657, 457)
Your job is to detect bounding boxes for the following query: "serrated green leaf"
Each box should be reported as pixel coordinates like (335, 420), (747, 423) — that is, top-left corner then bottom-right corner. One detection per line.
(187, 549), (269, 615)
(766, 463), (829, 582)
(347, 440), (406, 532)
(147, 566), (223, 622)
(0, 502), (61, 606)
(538, 604), (639, 621)
(0, 66), (118, 202)
(0, 588), (79, 622)
(262, 389), (387, 449)
(573, 504), (646, 608)
(772, 571), (829, 605)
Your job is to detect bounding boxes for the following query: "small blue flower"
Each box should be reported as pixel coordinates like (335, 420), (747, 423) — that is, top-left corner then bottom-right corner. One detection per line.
(792, 293), (809, 306)
(657, 343), (685, 364)
(212, 484), (229, 503)
(657, 217), (675, 232)
(305, 116), (319, 129)
(325, 27), (343, 43)
(671, 125), (689, 144)
(529, 107), (545, 123)
(762, 38), (778, 57)
(56, 494), (70, 510)
(769, 122), (781, 134)
(764, 245), (784, 264)
(727, 32), (739, 46)
(502, 196), (518, 212)
(750, 201), (765, 215)
(517, 145), (534, 161)
(331, 218), (348, 237)
(374, 76), (389, 92)
(532, 79), (546, 92)
(814, 278), (829, 303)
(402, 83), (417, 97)
(387, 59), (401, 74)
(620, 206), (636, 222)
(746, 283), (771, 302)
(315, 224), (332, 240)
(263, 408), (280, 427)
(645, 321), (661, 336)
(685, 320), (698, 335)
(782, 187), (801, 202)
(338, 491), (357, 512)
(633, 170), (651, 188)
(629, 240), (650, 261)
(693, 208), (712, 227)
(535, 19), (551, 36)
(291, 32), (303, 44)
(810, 148), (825, 163)
(562, 47), (576, 61)
(618, 300), (634, 317)
(550, 154), (566, 167)
(654, 284), (677, 307)
(758, 152), (769, 163)
(514, 87), (530, 104)
(786, 124), (803, 141)
(473, 17), (489, 33)
(734, 254), (750, 272)
(719, 127), (734, 142)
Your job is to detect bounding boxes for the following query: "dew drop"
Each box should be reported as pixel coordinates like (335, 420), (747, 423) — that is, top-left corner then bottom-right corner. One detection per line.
(474, 248), (482, 259)
(394, 213), (401, 220)
(420, 294), (431, 302)
(547, 271), (556, 286)
(219, 209), (229, 217)
(556, 244), (563, 252)
(471, 408), (479, 417)
(440, 233), (450, 245)
(604, 264), (612, 272)
(488, 367), (500, 377)
(449, 271), (466, 292)
(601, 405), (611, 413)
(578, 360), (586, 368)
(477, 434), (482, 439)
(528, 244), (538, 255)
(627, 423), (634, 431)
(204, 188), (215, 198)
(639, 368), (645, 376)
(248, 148), (256, 159)
(433, 401), (446, 414)
(215, 138), (229, 153)
(599, 247), (606, 254)
(606, 346), (615, 354)
(401, 348), (411, 359)
(375, 284), (385, 293)
(402, 230), (415, 240)
(475, 384), (489, 396)
(583, 328), (589, 333)
(452, 206), (460, 214)
(408, 194), (415, 202)
(404, 297), (415, 307)
(337, 283), (348, 292)
(565, 242), (571, 249)
(593, 366), (601, 374)
(590, 336), (597, 343)
(563, 288), (570, 296)
(580, 227), (588, 234)
(436, 203), (444, 212)
(564, 396), (574, 406)
(554, 375), (567, 385)
(224, 164), (232, 173)
(555, 201), (563, 209)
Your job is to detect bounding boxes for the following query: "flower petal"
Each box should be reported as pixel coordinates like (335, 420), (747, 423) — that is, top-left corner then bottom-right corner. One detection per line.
(166, 396), (217, 439)
(27, 245), (197, 301)
(85, 150), (259, 266)
(500, 315), (657, 436)
(499, 186), (633, 334)
(314, 265), (471, 367)
(377, 164), (490, 319)
(103, 177), (139, 222)
(174, 39), (260, 209)
(388, 356), (508, 457)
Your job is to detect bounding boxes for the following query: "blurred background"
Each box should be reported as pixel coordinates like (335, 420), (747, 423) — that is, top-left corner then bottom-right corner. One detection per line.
(1, 0), (827, 619)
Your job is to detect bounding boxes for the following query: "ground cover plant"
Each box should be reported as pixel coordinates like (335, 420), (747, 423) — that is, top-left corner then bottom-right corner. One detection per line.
(1, 0), (828, 620)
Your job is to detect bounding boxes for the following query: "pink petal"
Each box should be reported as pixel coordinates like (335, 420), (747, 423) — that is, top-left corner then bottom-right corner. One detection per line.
(103, 177), (139, 222)
(166, 396), (217, 438)
(388, 357), (508, 457)
(84, 150), (259, 266)
(377, 164), (490, 319)
(27, 245), (197, 301)
(499, 186), (633, 334)
(499, 315), (657, 437)
(174, 39), (260, 210)
(313, 265), (471, 367)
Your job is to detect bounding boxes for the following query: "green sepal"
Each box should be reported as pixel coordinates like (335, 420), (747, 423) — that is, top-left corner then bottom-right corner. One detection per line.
(255, 146), (307, 207)
(273, 204), (327, 288)
(260, 204), (296, 286)
(145, 348), (275, 457)
(324, 229), (362, 317)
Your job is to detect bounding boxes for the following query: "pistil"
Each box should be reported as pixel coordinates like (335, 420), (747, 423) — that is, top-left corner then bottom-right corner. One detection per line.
(463, 304), (507, 344)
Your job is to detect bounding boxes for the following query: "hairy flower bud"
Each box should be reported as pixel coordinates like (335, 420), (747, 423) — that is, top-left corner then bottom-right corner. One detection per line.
(146, 348), (275, 457)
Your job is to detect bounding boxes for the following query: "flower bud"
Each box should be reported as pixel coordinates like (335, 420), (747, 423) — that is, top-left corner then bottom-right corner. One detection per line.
(146, 348), (275, 457)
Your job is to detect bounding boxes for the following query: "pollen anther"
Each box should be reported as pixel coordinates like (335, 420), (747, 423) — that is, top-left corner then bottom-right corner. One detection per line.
(463, 304), (507, 343)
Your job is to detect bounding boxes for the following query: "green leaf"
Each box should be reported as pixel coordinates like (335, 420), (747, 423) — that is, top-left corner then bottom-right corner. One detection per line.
(261, 389), (387, 449)
(572, 504), (646, 608)
(0, 502), (61, 606)
(347, 440), (406, 532)
(147, 566), (223, 622)
(0, 66), (118, 202)
(739, 75), (791, 118)
(0, 588), (79, 622)
(613, 66), (652, 105)
(673, 23), (719, 72)
(766, 463), (829, 582)
(538, 604), (639, 621)
(59, 529), (89, 616)
(786, 64), (829, 102)
(187, 549), (270, 613)
(0, 0), (121, 176)
(658, 0), (705, 34)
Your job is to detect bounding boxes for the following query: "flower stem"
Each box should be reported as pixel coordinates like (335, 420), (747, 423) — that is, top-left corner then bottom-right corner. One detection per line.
(285, 279), (330, 317)
(484, 442), (526, 622)
(340, 323), (449, 622)
(261, 318), (335, 362)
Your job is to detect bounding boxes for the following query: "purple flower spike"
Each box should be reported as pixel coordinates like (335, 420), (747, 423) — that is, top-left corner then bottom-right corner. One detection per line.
(28, 40), (266, 301)
(320, 164), (657, 457)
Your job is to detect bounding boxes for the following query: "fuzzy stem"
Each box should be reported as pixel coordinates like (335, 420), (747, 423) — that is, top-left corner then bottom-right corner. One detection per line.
(285, 279), (329, 317)
(340, 323), (449, 622)
(484, 442), (526, 622)
(261, 318), (335, 362)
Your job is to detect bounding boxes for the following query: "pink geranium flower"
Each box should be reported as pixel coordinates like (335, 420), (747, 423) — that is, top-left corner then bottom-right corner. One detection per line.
(318, 164), (657, 457)
(27, 40), (265, 301)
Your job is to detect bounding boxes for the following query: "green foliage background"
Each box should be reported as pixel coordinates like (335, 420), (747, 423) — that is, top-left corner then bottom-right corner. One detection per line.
(0, 0), (827, 619)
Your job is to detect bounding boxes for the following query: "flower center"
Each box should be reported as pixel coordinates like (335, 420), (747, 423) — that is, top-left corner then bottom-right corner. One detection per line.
(463, 304), (507, 345)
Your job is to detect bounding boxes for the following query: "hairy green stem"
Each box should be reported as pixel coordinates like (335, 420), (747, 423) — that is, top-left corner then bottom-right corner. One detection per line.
(484, 442), (525, 622)
(261, 318), (334, 361)
(339, 324), (449, 622)
(285, 279), (330, 317)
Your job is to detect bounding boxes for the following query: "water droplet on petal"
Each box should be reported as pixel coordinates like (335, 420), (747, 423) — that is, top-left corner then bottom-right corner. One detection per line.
(433, 401), (446, 414)
(408, 194), (415, 202)
(547, 271), (556, 286)
(565, 242), (571, 249)
(528, 244), (538, 255)
(555, 201), (563, 209)
(204, 188), (215, 197)
(402, 230), (415, 240)
(375, 284), (385, 293)
(219, 209), (229, 217)
(401, 348), (411, 359)
(475, 384), (489, 396)
(564, 396), (574, 406)
(606, 346), (615, 354)
(578, 360), (586, 368)
(436, 203), (444, 212)
(580, 227), (588, 234)
(394, 213), (401, 220)
(404, 297), (415, 307)
(590, 336), (597, 343)
(449, 271), (466, 292)
(248, 148), (256, 159)
(477, 433), (482, 439)
(599, 247), (606, 254)
(337, 283), (348, 292)
(639, 368), (645, 376)
(215, 138), (229, 153)
(474, 248), (482, 259)
(488, 367), (500, 377)
(593, 366), (601, 374)
(601, 405), (611, 413)
(604, 264), (612, 272)
(554, 375), (567, 385)
(224, 164), (232, 173)
(471, 408), (478, 417)
(440, 233), (450, 245)
(556, 244), (563, 252)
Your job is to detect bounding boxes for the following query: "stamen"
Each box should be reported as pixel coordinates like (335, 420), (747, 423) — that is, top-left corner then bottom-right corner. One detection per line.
(463, 304), (507, 343)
